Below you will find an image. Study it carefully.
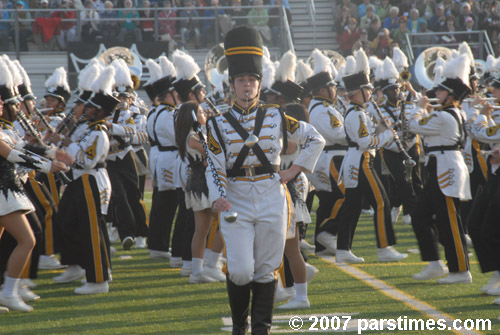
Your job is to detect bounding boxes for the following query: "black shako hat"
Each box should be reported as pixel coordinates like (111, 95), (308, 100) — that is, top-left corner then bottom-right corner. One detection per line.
(224, 26), (264, 80)
(270, 80), (304, 102)
(87, 92), (121, 115)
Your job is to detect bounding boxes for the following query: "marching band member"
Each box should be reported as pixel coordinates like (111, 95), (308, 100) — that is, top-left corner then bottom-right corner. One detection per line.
(206, 26), (324, 335)
(410, 54), (472, 284)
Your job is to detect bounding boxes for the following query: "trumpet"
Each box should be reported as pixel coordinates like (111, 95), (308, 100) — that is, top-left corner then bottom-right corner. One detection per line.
(400, 70), (411, 83)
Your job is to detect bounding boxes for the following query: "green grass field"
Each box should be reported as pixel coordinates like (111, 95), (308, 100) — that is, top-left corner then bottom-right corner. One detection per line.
(1, 192), (499, 335)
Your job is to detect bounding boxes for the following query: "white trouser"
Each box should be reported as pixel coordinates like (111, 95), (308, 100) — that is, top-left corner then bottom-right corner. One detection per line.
(221, 177), (291, 285)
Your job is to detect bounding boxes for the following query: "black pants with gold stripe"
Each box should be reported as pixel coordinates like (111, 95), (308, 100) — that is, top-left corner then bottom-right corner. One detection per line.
(336, 153), (395, 250)
(107, 151), (148, 241)
(412, 157), (469, 273)
(56, 175), (110, 283)
(148, 187), (178, 252)
(468, 167), (500, 273)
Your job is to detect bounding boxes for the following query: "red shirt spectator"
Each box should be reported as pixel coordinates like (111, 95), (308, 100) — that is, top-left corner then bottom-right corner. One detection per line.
(158, 0), (176, 38)
(339, 18), (360, 56)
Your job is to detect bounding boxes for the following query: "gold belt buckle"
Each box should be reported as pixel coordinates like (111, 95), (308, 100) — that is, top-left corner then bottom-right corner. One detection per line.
(245, 166), (256, 177)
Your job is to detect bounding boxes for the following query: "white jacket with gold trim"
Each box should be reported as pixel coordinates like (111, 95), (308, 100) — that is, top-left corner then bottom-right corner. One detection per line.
(106, 108), (136, 161)
(472, 109), (500, 173)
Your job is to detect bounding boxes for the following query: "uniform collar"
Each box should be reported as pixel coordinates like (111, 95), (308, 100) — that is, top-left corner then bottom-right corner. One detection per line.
(386, 100), (399, 108)
(312, 96), (334, 105)
(232, 101), (259, 115)
(350, 100), (364, 108)
(0, 118), (14, 127)
(88, 119), (106, 128)
(160, 101), (176, 109)
(437, 102), (458, 111)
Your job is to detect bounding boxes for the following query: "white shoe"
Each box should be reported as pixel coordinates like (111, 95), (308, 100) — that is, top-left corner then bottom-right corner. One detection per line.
(315, 249), (335, 257)
(481, 271), (500, 293)
(361, 207), (374, 216)
(276, 286), (295, 303)
(53, 265), (86, 283)
(149, 250), (171, 259)
(391, 206), (402, 223)
(189, 273), (217, 284)
(107, 223), (119, 243)
(464, 234), (473, 248)
(122, 236), (135, 250)
(203, 265), (226, 281)
(170, 257), (182, 268)
(377, 246), (408, 262)
(110, 246), (117, 257)
(402, 214), (411, 225)
(335, 250), (364, 264)
(278, 297), (310, 309)
(18, 285), (40, 301)
(299, 240), (315, 252)
(135, 236), (147, 249)
(494, 297), (500, 305)
(74, 281), (109, 294)
(180, 263), (192, 277)
(413, 263), (448, 280)
(0, 306), (8, 313)
(437, 271), (472, 284)
(316, 232), (337, 255)
(38, 255), (66, 270)
(0, 294), (33, 312)
(305, 263), (318, 283)
(487, 285), (500, 296)
(20, 278), (37, 289)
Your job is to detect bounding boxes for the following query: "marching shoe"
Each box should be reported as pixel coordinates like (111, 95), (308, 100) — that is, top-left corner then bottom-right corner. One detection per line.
(464, 234), (473, 248)
(135, 236), (147, 249)
(203, 265), (226, 282)
(316, 232), (337, 255)
(361, 207), (374, 216)
(0, 306), (8, 313)
(107, 222), (119, 243)
(149, 250), (171, 259)
(53, 265), (86, 283)
(122, 236), (135, 250)
(74, 281), (109, 294)
(0, 294), (33, 312)
(110, 246), (117, 257)
(315, 249), (335, 257)
(391, 206), (402, 223)
(38, 255), (66, 270)
(278, 297), (310, 309)
(170, 257), (183, 268)
(305, 263), (319, 283)
(180, 262), (192, 277)
(189, 273), (217, 284)
(413, 263), (448, 280)
(487, 285), (500, 296)
(494, 297), (500, 305)
(335, 250), (364, 264)
(275, 286), (295, 303)
(481, 271), (500, 293)
(18, 285), (40, 301)
(437, 271), (472, 284)
(20, 278), (37, 289)
(402, 214), (411, 225)
(299, 239), (315, 252)
(377, 246), (408, 262)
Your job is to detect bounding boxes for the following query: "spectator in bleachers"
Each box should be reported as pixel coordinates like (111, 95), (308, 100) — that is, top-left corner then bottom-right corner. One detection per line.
(391, 15), (409, 54)
(398, 0), (411, 17)
(247, 0), (270, 42)
(376, 0), (391, 22)
(441, 0), (459, 17)
(383, 6), (400, 32)
(227, 0), (247, 27)
(413, 21), (435, 57)
(455, 2), (477, 31)
(201, 0), (223, 48)
(81, 0), (100, 42)
(370, 28), (392, 59)
(118, 0), (142, 42)
(339, 17), (359, 56)
(414, 0), (435, 21)
(92, 0), (104, 13)
(469, 0), (481, 17)
(335, 6), (353, 39)
(352, 28), (371, 55)
(479, 0), (500, 49)
(269, 0), (291, 47)
(158, 0), (176, 43)
(358, 0), (374, 19)
(366, 10), (381, 41)
(407, 8), (426, 33)
(33, 0), (58, 50)
(52, 0), (77, 50)
(458, 16), (478, 44)
(179, 0), (200, 47)
(429, 3), (446, 32)
(0, 1), (10, 51)
(360, 5), (380, 31)
(335, 0), (357, 22)
(100, 0), (119, 43)
(439, 14), (457, 45)
(139, 0), (154, 41)
(10, 0), (33, 50)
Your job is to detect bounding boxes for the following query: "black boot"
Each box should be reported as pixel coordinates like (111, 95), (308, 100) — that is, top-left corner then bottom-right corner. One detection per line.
(251, 280), (277, 335)
(226, 278), (251, 335)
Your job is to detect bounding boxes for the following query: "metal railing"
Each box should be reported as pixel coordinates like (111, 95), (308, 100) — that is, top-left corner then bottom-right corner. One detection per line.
(0, 5), (294, 56)
(306, 0), (316, 48)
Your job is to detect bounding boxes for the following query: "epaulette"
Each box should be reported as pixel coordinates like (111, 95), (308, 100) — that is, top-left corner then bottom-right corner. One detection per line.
(259, 103), (280, 110)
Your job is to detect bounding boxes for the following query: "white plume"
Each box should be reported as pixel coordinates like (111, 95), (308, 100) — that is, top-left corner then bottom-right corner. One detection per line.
(13, 60), (31, 87)
(432, 66), (444, 86)
(263, 46), (271, 60)
(159, 55), (177, 78)
(381, 57), (399, 80)
(275, 50), (297, 83)
(6, 59), (22, 87)
(45, 67), (70, 92)
(311, 49), (331, 75)
(172, 50), (200, 80)
(354, 48), (370, 76)
(374, 63), (385, 81)
(450, 49), (459, 59)
(111, 59), (133, 87)
(435, 56), (447, 70)
(486, 55), (497, 73)
(0, 60), (13, 87)
(458, 42), (474, 65)
(343, 55), (356, 76)
(392, 47), (408, 69)
(261, 55), (276, 90)
(146, 59), (162, 84)
(329, 62), (338, 80)
(442, 54), (471, 86)
(335, 64), (345, 83)
(91, 66), (115, 95)
(369, 56), (383, 70)
(295, 59), (313, 83)
(209, 68), (224, 94)
(79, 63), (101, 91)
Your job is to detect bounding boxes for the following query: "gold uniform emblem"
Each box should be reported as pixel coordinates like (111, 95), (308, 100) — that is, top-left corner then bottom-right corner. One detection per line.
(358, 115), (368, 138)
(85, 137), (98, 160)
(208, 127), (222, 154)
(125, 117), (135, 125)
(418, 114), (437, 125)
(486, 125), (500, 137)
(328, 111), (341, 128)
(285, 115), (299, 134)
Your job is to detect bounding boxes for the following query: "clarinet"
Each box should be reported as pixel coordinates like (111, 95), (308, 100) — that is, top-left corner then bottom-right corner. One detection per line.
(370, 98), (416, 182)
(204, 97), (223, 117)
(31, 106), (57, 134)
(55, 107), (78, 134)
(17, 109), (45, 145)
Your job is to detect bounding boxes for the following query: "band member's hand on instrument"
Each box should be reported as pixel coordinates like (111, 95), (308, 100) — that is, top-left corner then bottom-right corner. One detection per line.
(213, 197), (232, 212)
(375, 117), (391, 133)
(50, 160), (68, 173)
(279, 165), (302, 184)
(47, 132), (62, 144)
(417, 96), (429, 109)
(61, 136), (73, 148)
(479, 102), (493, 117)
(55, 148), (75, 165)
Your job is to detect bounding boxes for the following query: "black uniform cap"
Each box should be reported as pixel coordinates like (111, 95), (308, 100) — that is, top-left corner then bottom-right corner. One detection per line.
(224, 26), (263, 80)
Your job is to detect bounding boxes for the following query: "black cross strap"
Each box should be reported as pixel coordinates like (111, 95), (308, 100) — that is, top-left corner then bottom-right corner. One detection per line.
(224, 107), (272, 171)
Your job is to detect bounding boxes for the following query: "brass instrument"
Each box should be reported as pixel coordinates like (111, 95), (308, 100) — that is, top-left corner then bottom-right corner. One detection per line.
(415, 47), (452, 90)
(99, 47), (142, 90)
(399, 70), (411, 83)
(204, 43), (228, 87)
(306, 50), (346, 71)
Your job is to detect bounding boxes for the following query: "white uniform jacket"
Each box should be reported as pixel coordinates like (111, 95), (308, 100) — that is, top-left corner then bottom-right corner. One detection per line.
(409, 104), (471, 200)
(340, 101), (394, 188)
(307, 96), (347, 192)
(376, 100), (418, 153)
(66, 120), (112, 214)
(205, 103), (325, 204)
(106, 108), (136, 161)
(146, 105), (159, 186)
(472, 109), (500, 173)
